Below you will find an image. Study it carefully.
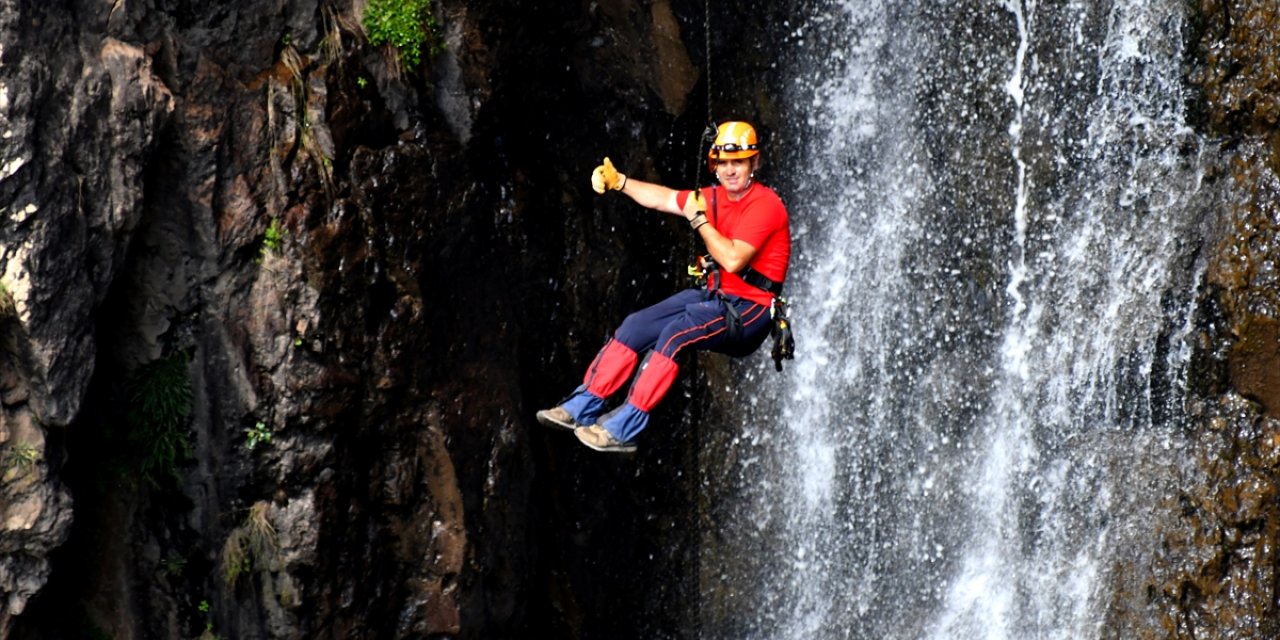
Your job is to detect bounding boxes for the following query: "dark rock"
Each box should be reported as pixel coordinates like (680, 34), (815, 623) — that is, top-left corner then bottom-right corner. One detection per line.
(0, 1), (776, 638)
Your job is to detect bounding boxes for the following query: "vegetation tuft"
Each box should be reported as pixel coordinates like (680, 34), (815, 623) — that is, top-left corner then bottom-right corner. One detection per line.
(127, 353), (193, 485)
(4, 442), (41, 476)
(221, 501), (279, 585)
(0, 280), (14, 317)
(245, 420), (273, 451)
(362, 0), (442, 70)
(261, 217), (286, 258)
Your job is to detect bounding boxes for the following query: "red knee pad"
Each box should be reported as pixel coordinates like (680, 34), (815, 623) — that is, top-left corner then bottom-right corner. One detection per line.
(627, 353), (679, 412)
(584, 339), (639, 398)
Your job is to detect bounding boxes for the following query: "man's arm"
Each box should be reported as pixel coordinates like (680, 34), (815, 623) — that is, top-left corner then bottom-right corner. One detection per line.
(698, 224), (758, 273)
(592, 157), (757, 271)
(593, 157), (685, 215)
(617, 177), (684, 216)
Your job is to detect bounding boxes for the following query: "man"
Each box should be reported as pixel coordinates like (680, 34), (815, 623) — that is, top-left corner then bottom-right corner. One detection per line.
(538, 121), (791, 452)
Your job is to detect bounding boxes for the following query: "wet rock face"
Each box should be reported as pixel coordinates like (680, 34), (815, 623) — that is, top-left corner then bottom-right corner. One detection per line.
(1228, 316), (1280, 416)
(1145, 1), (1280, 636)
(1147, 395), (1280, 639)
(0, 0), (783, 638)
(1191, 0), (1280, 135)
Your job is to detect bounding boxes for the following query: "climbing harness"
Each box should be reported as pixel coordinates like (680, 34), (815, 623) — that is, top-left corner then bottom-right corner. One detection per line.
(688, 253), (781, 296)
(688, 252), (742, 342)
(688, 250), (794, 370)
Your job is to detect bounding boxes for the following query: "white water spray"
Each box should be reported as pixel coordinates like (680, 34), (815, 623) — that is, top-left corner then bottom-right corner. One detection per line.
(712, 1), (1215, 638)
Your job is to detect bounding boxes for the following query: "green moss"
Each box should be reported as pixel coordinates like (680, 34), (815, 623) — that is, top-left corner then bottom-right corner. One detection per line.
(127, 353), (193, 485)
(262, 217), (286, 257)
(362, 0), (442, 69)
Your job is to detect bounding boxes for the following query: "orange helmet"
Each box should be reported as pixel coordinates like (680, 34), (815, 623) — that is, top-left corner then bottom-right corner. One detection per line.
(707, 121), (759, 169)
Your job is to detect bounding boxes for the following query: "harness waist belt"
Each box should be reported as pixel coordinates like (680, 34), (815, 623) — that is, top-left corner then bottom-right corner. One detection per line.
(740, 266), (783, 296)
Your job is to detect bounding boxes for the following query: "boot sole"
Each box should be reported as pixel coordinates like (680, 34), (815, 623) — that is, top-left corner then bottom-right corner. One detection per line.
(535, 410), (579, 432)
(575, 430), (637, 453)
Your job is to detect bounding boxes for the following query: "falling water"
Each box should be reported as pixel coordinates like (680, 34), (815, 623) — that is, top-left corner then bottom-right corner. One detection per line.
(713, 1), (1215, 638)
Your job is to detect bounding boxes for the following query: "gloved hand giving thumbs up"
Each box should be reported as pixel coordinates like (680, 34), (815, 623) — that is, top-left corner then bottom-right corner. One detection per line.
(590, 157), (628, 194)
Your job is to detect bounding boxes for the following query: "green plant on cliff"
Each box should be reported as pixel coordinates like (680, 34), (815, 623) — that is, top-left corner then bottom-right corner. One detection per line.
(7, 442), (40, 466)
(160, 553), (187, 577)
(261, 217), (286, 258)
(362, 0), (442, 70)
(0, 280), (14, 317)
(245, 420), (273, 451)
(221, 501), (279, 585)
(197, 600), (221, 640)
(127, 353), (193, 485)
(4, 442), (41, 476)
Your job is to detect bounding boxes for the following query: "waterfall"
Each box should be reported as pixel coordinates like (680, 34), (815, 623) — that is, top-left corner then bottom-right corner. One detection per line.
(714, 1), (1215, 637)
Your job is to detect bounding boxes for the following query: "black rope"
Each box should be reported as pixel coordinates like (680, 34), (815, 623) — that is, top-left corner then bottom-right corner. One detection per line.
(693, 0), (717, 192)
(704, 0), (712, 128)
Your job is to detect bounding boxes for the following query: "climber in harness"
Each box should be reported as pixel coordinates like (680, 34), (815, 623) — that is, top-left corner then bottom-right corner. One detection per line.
(537, 121), (793, 453)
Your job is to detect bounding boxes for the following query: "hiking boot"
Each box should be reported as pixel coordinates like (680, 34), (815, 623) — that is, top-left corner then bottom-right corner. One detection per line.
(575, 425), (637, 453)
(536, 406), (581, 432)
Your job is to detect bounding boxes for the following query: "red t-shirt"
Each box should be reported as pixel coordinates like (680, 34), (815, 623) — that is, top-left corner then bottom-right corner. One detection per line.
(678, 183), (791, 306)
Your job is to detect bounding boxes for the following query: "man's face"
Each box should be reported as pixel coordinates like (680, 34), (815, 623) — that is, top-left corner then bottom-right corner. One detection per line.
(714, 157), (755, 195)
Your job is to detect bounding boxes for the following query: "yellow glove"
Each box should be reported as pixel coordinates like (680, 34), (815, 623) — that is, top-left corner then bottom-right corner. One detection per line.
(690, 190), (707, 215)
(688, 190), (708, 230)
(591, 157), (627, 194)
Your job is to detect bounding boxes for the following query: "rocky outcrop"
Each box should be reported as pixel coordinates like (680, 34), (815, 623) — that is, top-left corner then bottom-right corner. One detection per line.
(1143, 2), (1280, 637)
(0, 0), (753, 638)
(0, 2), (174, 632)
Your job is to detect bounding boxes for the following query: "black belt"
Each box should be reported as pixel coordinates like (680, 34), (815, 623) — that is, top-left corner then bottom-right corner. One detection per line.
(741, 266), (784, 296)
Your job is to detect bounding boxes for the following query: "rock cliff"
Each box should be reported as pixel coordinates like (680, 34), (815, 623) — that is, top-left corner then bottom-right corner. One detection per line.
(1143, 2), (1280, 637)
(0, 0), (1277, 639)
(0, 1), (773, 638)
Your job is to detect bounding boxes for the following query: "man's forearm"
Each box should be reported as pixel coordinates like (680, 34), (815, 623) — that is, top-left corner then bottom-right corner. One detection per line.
(697, 224), (755, 273)
(619, 177), (682, 215)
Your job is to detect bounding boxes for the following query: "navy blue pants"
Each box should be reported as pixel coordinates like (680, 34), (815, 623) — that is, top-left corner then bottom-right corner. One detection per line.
(562, 288), (772, 442)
